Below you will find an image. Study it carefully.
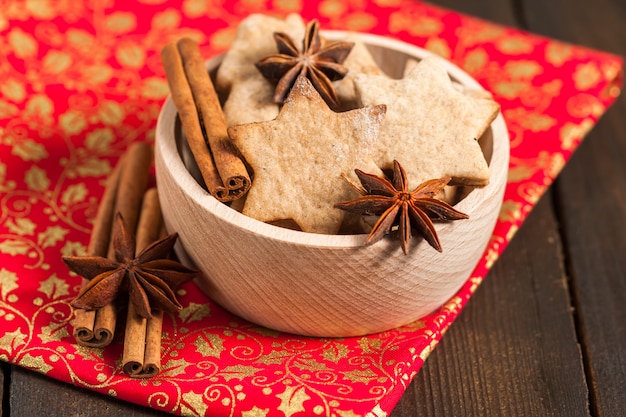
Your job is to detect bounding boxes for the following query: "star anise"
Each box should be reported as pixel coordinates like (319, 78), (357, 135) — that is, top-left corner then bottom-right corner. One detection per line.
(255, 19), (354, 108)
(335, 160), (469, 254)
(62, 213), (198, 318)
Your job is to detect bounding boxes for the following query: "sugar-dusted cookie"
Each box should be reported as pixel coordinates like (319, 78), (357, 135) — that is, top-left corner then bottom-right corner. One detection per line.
(228, 75), (386, 234)
(354, 56), (500, 187)
(335, 33), (386, 110)
(216, 13), (305, 126)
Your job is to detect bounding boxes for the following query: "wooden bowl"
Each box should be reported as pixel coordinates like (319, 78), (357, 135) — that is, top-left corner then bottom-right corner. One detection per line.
(155, 33), (509, 337)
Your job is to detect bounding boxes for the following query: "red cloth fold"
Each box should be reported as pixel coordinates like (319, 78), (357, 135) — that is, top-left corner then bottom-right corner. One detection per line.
(0, 1), (621, 415)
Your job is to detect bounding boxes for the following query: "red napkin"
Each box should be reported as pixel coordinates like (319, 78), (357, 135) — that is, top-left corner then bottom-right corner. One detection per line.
(0, 1), (621, 416)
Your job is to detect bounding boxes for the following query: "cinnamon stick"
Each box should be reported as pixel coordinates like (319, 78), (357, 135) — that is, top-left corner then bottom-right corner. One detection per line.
(73, 155), (125, 347)
(122, 187), (165, 377)
(161, 40), (250, 202)
(73, 142), (152, 347)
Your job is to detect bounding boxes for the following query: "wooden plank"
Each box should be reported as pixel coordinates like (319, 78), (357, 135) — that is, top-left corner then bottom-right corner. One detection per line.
(392, 194), (590, 416)
(1, 363), (6, 417)
(9, 366), (169, 417)
(521, 0), (626, 415)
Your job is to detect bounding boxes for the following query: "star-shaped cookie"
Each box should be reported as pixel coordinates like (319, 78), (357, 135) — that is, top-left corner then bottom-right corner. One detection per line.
(353, 56), (500, 188)
(228, 75), (386, 234)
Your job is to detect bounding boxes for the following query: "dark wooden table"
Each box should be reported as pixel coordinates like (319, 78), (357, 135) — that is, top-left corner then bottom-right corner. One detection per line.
(2, 0), (625, 416)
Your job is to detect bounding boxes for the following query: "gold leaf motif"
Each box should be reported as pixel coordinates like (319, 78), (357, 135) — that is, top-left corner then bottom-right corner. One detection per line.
(366, 404), (389, 417)
(560, 119), (594, 151)
(85, 127), (115, 152)
(38, 274), (70, 299)
(182, 0), (208, 18)
(293, 358), (329, 372)
(61, 183), (88, 206)
(141, 77), (171, 100)
(508, 165), (535, 183)
(151, 9), (182, 29)
(374, 0), (403, 6)
(25, 95), (55, 119)
(5, 218), (36, 236)
(37, 226), (69, 249)
(104, 12), (137, 34)
(66, 28), (96, 52)
(179, 302), (211, 323)
(42, 50), (73, 74)
(504, 108), (557, 132)
(322, 343), (349, 363)
(336, 409), (362, 417)
(358, 337), (383, 354)
(0, 162), (14, 192)
(319, 0), (347, 18)
(545, 41), (573, 67)
(0, 329), (28, 354)
(272, 0), (302, 12)
(209, 28), (237, 52)
(341, 368), (379, 384)
(72, 157), (111, 178)
(218, 364), (262, 381)
(160, 357), (192, 376)
(574, 62), (602, 90)
(496, 36), (534, 55)
(388, 13), (443, 37)
(38, 321), (71, 344)
(499, 200), (523, 223)
(504, 60), (543, 79)
(256, 350), (291, 365)
(8, 28), (38, 59)
(194, 333), (224, 358)
(59, 110), (88, 136)
(115, 41), (146, 69)
(12, 139), (49, 161)
(425, 38), (451, 60)
(0, 268), (20, 299)
(1, 79), (27, 102)
(180, 391), (208, 417)
(98, 101), (125, 125)
(457, 22), (505, 45)
(462, 48), (488, 75)
(24, 0), (56, 19)
(19, 353), (54, 374)
(82, 65), (114, 85)
(0, 239), (30, 257)
(344, 13), (377, 32)
(0, 101), (20, 118)
(24, 166), (50, 192)
(566, 93), (604, 118)
(242, 406), (270, 417)
(493, 81), (528, 99)
(276, 386), (310, 417)
(60, 240), (87, 257)
(537, 151), (565, 178)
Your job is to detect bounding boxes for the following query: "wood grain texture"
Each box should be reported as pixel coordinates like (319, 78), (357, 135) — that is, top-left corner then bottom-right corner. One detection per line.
(9, 366), (169, 417)
(391, 195), (590, 416)
(155, 34), (509, 337)
(1, 363), (6, 417)
(521, 1), (626, 415)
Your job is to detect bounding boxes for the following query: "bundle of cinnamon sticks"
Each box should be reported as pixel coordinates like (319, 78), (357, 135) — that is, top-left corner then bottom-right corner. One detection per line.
(161, 38), (250, 202)
(73, 142), (166, 377)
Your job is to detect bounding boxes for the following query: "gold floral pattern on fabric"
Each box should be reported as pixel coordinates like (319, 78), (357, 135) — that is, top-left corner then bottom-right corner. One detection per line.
(0, 0), (622, 416)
